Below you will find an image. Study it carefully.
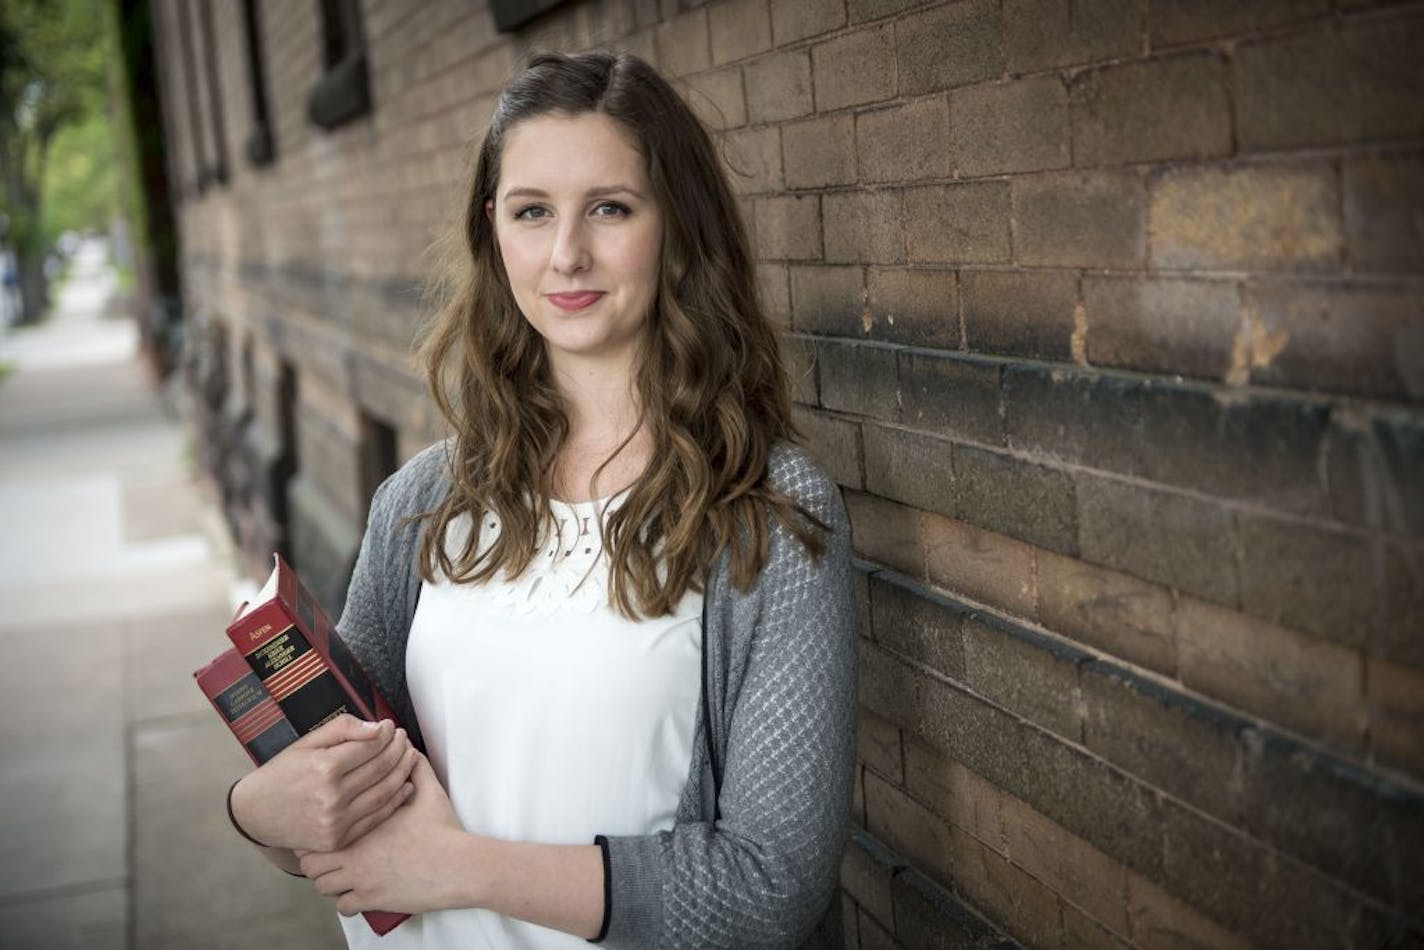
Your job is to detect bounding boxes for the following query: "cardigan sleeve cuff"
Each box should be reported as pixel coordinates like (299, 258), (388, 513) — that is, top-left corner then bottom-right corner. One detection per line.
(594, 833), (667, 947)
(588, 836), (612, 943)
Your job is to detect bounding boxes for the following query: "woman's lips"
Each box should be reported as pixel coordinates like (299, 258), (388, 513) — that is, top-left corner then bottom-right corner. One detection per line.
(545, 291), (605, 311)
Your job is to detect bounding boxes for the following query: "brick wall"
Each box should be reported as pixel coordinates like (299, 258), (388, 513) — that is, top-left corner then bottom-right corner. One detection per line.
(150, 0), (1423, 946)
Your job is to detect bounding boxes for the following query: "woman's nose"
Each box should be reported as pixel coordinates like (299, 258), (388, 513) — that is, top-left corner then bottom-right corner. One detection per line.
(550, 220), (591, 275)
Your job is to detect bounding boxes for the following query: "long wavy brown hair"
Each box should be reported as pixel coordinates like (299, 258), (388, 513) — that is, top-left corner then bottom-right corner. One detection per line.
(418, 50), (824, 618)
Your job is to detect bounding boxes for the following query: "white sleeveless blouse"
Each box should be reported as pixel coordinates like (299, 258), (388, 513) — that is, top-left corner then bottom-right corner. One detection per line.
(340, 495), (703, 949)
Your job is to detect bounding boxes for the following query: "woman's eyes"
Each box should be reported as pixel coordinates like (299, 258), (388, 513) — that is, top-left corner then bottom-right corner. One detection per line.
(591, 201), (631, 218)
(511, 201), (631, 221)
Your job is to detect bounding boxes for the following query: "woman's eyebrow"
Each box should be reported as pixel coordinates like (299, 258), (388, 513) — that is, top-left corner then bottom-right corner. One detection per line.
(500, 184), (646, 201)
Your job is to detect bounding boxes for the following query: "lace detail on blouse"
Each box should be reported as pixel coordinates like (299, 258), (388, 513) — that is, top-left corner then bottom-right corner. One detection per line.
(440, 495), (623, 616)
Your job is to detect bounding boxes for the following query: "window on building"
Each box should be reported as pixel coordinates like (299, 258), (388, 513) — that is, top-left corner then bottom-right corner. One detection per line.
(307, 0), (371, 130)
(196, 0), (229, 185)
(240, 0), (276, 166)
(359, 413), (398, 517)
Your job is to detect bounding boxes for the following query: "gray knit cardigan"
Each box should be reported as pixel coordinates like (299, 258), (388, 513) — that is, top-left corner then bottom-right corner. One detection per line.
(336, 440), (857, 948)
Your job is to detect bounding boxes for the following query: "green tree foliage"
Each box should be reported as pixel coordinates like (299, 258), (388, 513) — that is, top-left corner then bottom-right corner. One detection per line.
(0, 0), (109, 322)
(40, 108), (118, 243)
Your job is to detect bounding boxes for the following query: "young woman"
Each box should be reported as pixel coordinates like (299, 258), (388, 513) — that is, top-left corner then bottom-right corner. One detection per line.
(227, 51), (856, 948)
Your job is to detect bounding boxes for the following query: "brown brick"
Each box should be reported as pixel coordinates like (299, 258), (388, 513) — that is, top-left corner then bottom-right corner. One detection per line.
(1062, 904), (1131, 950)
(962, 269), (1077, 362)
(953, 445), (1078, 555)
(721, 125), (783, 193)
(853, 563), (874, 641)
(1082, 275), (1239, 380)
(869, 572), (969, 681)
(1083, 661), (1250, 823)
(897, 351), (1002, 445)
(743, 50), (813, 124)
(922, 511), (1037, 619)
(860, 638), (925, 731)
(863, 423), (956, 518)
(1036, 549), (1177, 676)
(1014, 171), (1146, 268)
(846, 489), (923, 578)
(952, 830), (1066, 950)
(896, 0), (1002, 96)
(1125, 872), (1255, 950)
(771, 0), (847, 44)
(1380, 541), (1424, 667)
(1000, 792), (1130, 936)
(1366, 654), (1424, 779)
(951, 76), (1070, 177)
(754, 194), (821, 262)
(906, 182), (1011, 265)
(903, 735), (1005, 847)
(1070, 53), (1230, 166)
(858, 704), (906, 785)
(1131, 387), (1330, 520)
(783, 114), (858, 189)
(1345, 151), (1424, 274)
(1149, 0), (1327, 45)
(1237, 15), (1424, 151)
(782, 332), (819, 404)
(709, 0), (772, 65)
(857, 907), (893, 949)
(812, 25), (897, 112)
(758, 262), (791, 326)
(1003, 0), (1140, 73)
(1242, 730), (1424, 919)
(655, 9), (711, 76)
(794, 406), (863, 489)
(848, 0), (921, 23)
(919, 672), (1038, 795)
(864, 770), (958, 887)
(1014, 724), (1166, 880)
(962, 614), (1086, 739)
(1237, 513), (1380, 650)
(841, 829), (898, 930)
(1242, 281), (1421, 399)
(791, 264), (864, 337)
(1076, 475), (1238, 606)
(856, 98), (953, 184)
(865, 267), (958, 348)
(891, 867), (1016, 948)
(681, 66), (746, 131)
(1149, 163), (1342, 271)
(824, 191), (905, 264)
(819, 339), (900, 420)
(1176, 594), (1367, 752)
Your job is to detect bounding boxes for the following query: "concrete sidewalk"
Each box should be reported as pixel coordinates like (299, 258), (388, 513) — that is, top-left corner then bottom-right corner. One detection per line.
(0, 241), (344, 949)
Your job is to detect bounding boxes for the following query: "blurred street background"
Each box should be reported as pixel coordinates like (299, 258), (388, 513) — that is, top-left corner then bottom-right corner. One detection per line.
(0, 238), (343, 948)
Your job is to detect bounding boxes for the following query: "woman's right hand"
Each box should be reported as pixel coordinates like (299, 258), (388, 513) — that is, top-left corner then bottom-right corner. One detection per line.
(229, 714), (418, 853)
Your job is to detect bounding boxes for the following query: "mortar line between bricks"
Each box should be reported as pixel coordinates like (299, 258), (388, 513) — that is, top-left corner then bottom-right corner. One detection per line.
(863, 557), (1424, 801)
(866, 632), (1424, 932)
(828, 407), (1420, 546)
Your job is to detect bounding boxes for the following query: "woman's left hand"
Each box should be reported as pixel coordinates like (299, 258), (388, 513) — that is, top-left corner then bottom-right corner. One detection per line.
(299, 754), (469, 916)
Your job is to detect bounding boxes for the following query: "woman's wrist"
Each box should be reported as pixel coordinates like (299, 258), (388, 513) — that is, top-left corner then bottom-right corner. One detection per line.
(226, 775), (268, 848)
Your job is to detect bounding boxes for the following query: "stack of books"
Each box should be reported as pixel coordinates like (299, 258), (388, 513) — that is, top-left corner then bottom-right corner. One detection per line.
(193, 553), (408, 936)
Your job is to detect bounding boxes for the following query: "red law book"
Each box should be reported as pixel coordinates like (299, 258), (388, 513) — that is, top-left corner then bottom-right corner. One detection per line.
(217, 553), (409, 936)
(194, 646), (299, 765)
